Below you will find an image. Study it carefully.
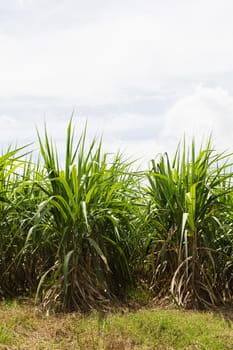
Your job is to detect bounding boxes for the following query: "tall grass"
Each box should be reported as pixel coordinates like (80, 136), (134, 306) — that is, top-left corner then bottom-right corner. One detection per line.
(1, 122), (233, 312)
(145, 139), (233, 308)
(0, 146), (45, 296)
(27, 120), (140, 311)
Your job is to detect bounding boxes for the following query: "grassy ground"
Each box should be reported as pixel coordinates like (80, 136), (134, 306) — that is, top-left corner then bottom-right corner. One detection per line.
(0, 300), (232, 349)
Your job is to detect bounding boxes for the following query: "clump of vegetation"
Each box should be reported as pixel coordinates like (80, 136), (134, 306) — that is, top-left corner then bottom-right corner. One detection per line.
(144, 139), (233, 308)
(34, 121), (141, 311)
(0, 119), (233, 312)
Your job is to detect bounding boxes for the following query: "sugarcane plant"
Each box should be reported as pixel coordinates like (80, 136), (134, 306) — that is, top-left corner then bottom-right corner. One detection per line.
(27, 120), (140, 312)
(145, 139), (233, 308)
(0, 146), (44, 296)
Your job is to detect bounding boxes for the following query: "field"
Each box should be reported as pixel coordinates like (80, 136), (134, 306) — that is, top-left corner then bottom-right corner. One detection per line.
(0, 300), (233, 349)
(1, 119), (233, 349)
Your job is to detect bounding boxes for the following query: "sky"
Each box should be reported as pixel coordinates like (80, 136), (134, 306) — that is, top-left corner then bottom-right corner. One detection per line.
(1, 0), (233, 167)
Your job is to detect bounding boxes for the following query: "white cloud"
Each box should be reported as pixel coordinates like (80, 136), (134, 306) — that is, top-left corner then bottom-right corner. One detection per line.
(1, 2), (233, 168)
(0, 115), (32, 148)
(1, 86), (233, 168)
(1, 1), (233, 104)
(163, 86), (233, 154)
(0, 115), (17, 128)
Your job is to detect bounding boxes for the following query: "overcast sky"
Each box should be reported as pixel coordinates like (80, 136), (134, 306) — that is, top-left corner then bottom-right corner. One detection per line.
(1, 0), (233, 167)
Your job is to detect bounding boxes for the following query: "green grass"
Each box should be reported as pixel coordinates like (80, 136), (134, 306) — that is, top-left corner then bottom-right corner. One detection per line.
(0, 301), (232, 349)
(76, 309), (233, 349)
